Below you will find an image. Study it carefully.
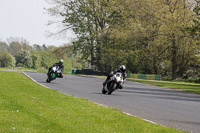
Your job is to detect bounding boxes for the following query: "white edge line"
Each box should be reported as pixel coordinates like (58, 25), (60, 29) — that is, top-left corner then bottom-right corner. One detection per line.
(122, 112), (158, 124)
(23, 71), (159, 125)
(94, 102), (159, 125)
(22, 72), (51, 89)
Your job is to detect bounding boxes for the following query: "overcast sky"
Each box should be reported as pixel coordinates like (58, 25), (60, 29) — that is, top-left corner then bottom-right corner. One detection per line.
(0, 0), (74, 46)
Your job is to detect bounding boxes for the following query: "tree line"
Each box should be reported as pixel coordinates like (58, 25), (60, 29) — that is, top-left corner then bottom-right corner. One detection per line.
(0, 37), (85, 73)
(47, 0), (200, 80)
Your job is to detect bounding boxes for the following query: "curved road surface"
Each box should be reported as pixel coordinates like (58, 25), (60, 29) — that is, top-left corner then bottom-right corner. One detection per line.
(25, 72), (200, 133)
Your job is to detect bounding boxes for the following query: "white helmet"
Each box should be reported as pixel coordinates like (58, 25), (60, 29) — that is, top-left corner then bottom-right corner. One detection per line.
(59, 59), (64, 63)
(120, 65), (126, 72)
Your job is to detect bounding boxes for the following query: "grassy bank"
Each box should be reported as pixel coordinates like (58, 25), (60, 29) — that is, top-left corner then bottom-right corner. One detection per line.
(128, 78), (200, 94)
(0, 71), (184, 133)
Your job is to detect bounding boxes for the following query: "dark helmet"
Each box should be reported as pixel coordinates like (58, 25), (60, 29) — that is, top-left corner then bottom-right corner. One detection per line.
(120, 65), (126, 72)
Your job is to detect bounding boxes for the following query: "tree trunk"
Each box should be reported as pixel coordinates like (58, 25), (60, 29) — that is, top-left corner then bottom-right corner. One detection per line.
(171, 33), (177, 80)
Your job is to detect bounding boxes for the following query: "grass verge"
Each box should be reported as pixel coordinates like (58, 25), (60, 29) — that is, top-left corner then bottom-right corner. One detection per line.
(0, 71), (185, 133)
(128, 78), (200, 94)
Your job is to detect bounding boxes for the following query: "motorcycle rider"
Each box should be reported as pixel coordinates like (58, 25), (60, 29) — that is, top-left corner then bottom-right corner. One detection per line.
(47, 59), (64, 78)
(103, 65), (127, 89)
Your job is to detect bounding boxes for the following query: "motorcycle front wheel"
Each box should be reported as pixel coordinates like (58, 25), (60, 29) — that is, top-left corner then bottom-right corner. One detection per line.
(108, 83), (116, 95)
(102, 87), (107, 94)
(46, 78), (51, 83)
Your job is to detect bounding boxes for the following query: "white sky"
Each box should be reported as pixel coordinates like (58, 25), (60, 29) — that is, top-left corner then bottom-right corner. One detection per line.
(0, 0), (75, 47)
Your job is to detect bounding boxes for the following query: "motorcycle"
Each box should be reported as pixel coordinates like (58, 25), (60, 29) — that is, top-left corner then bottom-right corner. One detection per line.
(102, 72), (124, 95)
(46, 66), (62, 83)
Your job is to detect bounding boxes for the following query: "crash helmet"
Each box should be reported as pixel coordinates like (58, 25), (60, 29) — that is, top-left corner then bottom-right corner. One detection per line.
(59, 59), (64, 64)
(119, 65), (126, 72)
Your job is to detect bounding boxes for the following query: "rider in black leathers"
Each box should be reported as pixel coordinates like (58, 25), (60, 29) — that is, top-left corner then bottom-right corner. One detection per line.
(47, 59), (64, 78)
(103, 65), (127, 89)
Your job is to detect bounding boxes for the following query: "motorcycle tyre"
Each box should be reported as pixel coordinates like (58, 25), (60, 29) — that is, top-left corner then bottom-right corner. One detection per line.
(46, 78), (51, 83)
(108, 83), (115, 95)
(102, 88), (107, 94)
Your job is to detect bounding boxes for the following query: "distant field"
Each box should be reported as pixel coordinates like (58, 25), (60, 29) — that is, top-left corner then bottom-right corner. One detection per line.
(0, 71), (185, 133)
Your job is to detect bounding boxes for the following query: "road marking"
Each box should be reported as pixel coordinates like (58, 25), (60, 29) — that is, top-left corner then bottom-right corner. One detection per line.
(142, 119), (158, 124)
(94, 101), (159, 125)
(122, 112), (158, 124)
(22, 72), (51, 89)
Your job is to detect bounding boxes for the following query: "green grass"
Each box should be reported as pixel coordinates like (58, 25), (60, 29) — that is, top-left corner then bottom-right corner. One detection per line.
(128, 78), (200, 94)
(0, 71), (185, 133)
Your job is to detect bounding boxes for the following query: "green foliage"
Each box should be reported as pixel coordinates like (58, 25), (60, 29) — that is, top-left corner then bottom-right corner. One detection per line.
(187, 0), (200, 38)
(63, 56), (73, 73)
(51, 45), (86, 70)
(31, 51), (42, 69)
(126, 52), (140, 73)
(106, 0), (199, 79)
(15, 51), (33, 68)
(48, 0), (117, 70)
(0, 42), (9, 52)
(7, 37), (32, 56)
(0, 51), (16, 68)
(9, 41), (22, 56)
(33, 44), (44, 51)
(2, 0), (199, 80)
(40, 51), (57, 69)
(32, 44), (51, 52)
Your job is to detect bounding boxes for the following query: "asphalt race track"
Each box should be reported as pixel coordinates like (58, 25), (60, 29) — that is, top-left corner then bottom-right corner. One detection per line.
(25, 72), (200, 133)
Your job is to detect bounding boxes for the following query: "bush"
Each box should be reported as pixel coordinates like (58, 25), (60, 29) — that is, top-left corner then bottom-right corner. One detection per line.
(31, 51), (42, 69)
(40, 51), (57, 69)
(0, 51), (16, 68)
(15, 51), (33, 68)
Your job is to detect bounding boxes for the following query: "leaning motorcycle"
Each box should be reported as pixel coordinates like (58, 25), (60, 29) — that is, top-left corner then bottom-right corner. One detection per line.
(46, 66), (62, 83)
(102, 72), (124, 95)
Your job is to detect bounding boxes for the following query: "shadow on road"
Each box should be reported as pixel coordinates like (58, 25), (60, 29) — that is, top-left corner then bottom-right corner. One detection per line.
(38, 81), (59, 85)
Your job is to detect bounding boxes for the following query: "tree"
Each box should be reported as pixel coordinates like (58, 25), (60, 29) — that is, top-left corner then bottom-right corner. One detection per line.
(0, 42), (9, 52)
(187, 0), (200, 38)
(31, 51), (42, 69)
(157, 0), (198, 79)
(43, 44), (48, 51)
(0, 51), (16, 68)
(47, 0), (199, 79)
(8, 41), (22, 56)
(47, 0), (118, 71)
(33, 44), (44, 52)
(111, 0), (198, 79)
(7, 37), (32, 55)
(40, 51), (57, 69)
(15, 51), (33, 68)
